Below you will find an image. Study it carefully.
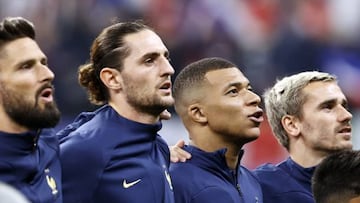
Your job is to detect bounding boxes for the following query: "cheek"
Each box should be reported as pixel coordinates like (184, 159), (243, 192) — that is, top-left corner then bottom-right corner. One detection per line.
(311, 116), (333, 132)
(125, 73), (154, 88)
(302, 119), (331, 140)
(302, 119), (317, 133)
(16, 84), (36, 98)
(3, 80), (33, 94)
(123, 75), (142, 88)
(5, 75), (36, 87)
(207, 104), (246, 123)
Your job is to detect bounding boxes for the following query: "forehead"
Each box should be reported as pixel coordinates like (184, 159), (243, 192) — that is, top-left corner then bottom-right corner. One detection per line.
(302, 81), (346, 104)
(205, 68), (248, 87)
(123, 29), (168, 57)
(0, 37), (44, 68)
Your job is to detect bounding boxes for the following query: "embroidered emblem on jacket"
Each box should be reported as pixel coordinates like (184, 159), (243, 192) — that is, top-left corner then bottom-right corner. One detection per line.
(45, 169), (58, 195)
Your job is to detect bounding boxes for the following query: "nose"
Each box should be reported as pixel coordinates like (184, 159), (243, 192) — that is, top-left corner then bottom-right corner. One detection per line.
(161, 57), (175, 76)
(338, 106), (353, 123)
(247, 90), (261, 106)
(39, 64), (55, 82)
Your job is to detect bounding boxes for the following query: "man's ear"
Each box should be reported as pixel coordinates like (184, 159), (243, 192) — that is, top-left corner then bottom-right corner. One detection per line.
(282, 115), (300, 137)
(188, 104), (207, 124)
(99, 67), (122, 90)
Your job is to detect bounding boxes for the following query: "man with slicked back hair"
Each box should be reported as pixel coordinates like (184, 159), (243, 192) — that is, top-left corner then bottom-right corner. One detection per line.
(58, 20), (176, 203)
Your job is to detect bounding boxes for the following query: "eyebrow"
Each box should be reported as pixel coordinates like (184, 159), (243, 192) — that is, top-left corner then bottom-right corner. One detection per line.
(14, 56), (47, 68)
(318, 97), (348, 108)
(14, 58), (35, 68)
(223, 81), (250, 91)
(139, 50), (169, 61)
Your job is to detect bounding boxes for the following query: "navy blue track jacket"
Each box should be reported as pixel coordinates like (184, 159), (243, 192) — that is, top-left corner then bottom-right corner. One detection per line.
(0, 129), (62, 203)
(253, 157), (315, 203)
(170, 145), (263, 203)
(58, 105), (174, 203)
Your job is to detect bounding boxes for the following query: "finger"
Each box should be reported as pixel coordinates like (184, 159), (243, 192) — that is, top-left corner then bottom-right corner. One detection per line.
(160, 109), (171, 120)
(169, 140), (192, 163)
(174, 140), (185, 148)
(170, 153), (180, 163)
(174, 140), (191, 159)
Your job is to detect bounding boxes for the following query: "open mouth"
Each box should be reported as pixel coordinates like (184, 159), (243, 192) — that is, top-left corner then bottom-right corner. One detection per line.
(337, 126), (352, 140)
(38, 86), (54, 103)
(41, 89), (52, 97)
(159, 81), (172, 95)
(338, 127), (351, 133)
(249, 110), (264, 124)
(160, 82), (171, 90)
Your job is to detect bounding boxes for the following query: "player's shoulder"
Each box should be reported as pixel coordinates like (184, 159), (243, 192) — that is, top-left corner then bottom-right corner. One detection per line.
(253, 162), (290, 183)
(170, 161), (199, 176)
(254, 163), (280, 173)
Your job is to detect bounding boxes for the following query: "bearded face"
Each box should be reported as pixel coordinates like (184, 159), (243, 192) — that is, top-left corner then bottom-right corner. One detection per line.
(0, 82), (60, 130)
(0, 38), (61, 131)
(119, 29), (175, 117)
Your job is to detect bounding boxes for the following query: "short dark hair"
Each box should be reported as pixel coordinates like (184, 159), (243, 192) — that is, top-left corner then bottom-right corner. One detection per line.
(173, 57), (237, 102)
(78, 20), (151, 105)
(312, 150), (360, 203)
(0, 17), (35, 49)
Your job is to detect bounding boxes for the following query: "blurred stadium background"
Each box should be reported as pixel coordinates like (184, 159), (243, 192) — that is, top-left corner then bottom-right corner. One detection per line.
(1, 0), (359, 169)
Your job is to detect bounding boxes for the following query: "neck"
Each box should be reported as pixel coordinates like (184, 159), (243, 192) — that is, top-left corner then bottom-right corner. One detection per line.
(289, 143), (329, 168)
(191, 130), (242, 170)
(224, 147), (241, 170)
(109, 101), (160, 124)
(0, 111), (28, 134)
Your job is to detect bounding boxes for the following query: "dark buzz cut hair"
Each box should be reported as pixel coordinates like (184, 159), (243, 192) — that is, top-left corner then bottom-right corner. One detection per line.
(0, 17), (35, 48)
(173, 57), (237, 102)
(312, 150), (360, 203)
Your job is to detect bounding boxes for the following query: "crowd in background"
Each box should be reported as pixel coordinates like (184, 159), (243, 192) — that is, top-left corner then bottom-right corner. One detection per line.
(1, 0), (359, 168)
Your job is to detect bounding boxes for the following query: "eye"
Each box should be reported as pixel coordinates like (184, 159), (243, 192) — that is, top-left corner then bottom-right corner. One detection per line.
(20, 62), (33, 70)
(342, 102), (350, 111)
(324, 104), (332, 109)
(164, 51), (171, 62)
(41, 58), (48, 66)
(226, 88), (238, 95)
(321, 103), (334, 110)
(165, 54), (171, 62)
(144, 57), (155, 65)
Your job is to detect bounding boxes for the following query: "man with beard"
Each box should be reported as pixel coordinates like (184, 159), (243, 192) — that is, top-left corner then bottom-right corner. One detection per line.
(58, 20), (176, 203)
(0, 17), (62, 203)
(253, 71), (353, 203)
